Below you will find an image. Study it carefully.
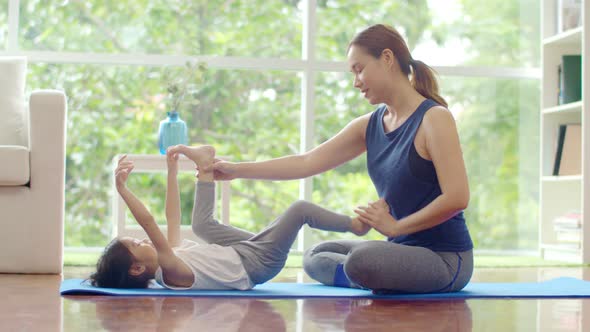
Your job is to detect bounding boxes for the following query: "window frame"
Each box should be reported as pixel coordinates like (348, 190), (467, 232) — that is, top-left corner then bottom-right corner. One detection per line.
(2, 0), (540, 252)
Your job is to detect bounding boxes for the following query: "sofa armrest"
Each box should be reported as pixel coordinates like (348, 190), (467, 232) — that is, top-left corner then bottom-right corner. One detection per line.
(29, 90), (67, 190)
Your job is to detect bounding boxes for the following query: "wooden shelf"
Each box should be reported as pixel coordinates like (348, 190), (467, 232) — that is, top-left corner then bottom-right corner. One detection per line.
(541, 175), (582, 182)
(543, 26), (583, 46)
(540, 243), (581, 252)
(542, 100), (583, 114)
(540, 0), (587, 264)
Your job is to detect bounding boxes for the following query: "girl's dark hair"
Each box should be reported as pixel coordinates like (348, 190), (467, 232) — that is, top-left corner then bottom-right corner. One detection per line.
(89, 238), (151, 289)
(349, 24), (448, 108)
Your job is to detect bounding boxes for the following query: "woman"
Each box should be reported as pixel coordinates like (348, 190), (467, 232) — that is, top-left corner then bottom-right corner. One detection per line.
(205, 24), (473, 293)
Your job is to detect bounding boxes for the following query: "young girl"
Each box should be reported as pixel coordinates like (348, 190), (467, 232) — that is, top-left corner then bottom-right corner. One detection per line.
(90, 145), (370, 289)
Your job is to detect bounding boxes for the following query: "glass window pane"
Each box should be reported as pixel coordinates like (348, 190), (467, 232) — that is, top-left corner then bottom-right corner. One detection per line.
(312, 72), (540, 250)
(20, 1), (301, 57)
(310, 71), (381, 244)
(444, 76), (540, 250)
(0, 0), (7, 49)
(27, 63), (300, 246)
(316, 0), (540, 67)
(123, 173), (204, 227)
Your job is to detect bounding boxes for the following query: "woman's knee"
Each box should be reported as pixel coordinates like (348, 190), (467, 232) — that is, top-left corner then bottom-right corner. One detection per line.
(302, 247), (319, 279)
(303, 250), (336, 285)
(343, 243), (377, 287)
(302, 243), (350, 285)
(302, 244), (326, 276)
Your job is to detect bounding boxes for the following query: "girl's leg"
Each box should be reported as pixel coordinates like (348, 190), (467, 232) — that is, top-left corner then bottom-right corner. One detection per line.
(232, 200), (357, 284)
(169, 144), (255, 245)
(191, 181), (254, 245)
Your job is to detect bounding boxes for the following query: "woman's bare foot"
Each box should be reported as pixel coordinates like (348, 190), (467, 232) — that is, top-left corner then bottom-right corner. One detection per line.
(350, 217), (371, 236)
(168, 145), (215, 168)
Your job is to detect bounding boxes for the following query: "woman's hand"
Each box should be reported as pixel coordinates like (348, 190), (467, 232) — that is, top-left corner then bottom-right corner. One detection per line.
(115, 155), (134, 190)
(354, 198), (398, 237)
(201, 158), (238, 181)
(166, 148), (179, 173)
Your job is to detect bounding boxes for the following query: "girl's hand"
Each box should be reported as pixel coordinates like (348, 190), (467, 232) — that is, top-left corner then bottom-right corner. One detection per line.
(166, 148), (179, 173)
(115, 155), (134, 189)
(354, 198), (398, 237)
(201, 159), (238, 181)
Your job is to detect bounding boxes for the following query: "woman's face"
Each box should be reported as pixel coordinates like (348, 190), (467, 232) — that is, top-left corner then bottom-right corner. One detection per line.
(347, 44), (389, 105)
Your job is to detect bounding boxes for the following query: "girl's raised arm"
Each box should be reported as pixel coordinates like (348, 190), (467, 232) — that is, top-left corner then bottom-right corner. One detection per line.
(165, 150), (181, 247)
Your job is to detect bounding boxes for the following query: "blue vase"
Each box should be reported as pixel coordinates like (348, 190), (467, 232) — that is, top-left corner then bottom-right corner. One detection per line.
(158, 111), (188, 155)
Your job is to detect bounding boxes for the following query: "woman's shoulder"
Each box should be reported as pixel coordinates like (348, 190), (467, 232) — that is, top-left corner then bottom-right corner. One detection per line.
(421, 105), (459, 141)
(423, 105), (455, 126)
(356, 111), (374, 122)
(353, 107), (380, 125)
(349, 111), (374, 138)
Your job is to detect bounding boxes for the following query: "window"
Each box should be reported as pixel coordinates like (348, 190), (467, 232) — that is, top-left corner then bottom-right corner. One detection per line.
(0, 1), (6, 49)
(444, 77), (539, 250)
(19, 1), (302, 57)
(316, 0), (539, 67)
(4, 0), (540, 251)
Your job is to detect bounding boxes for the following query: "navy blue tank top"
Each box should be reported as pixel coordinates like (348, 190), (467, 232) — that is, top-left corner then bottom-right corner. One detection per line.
(365, 99), (473, 252)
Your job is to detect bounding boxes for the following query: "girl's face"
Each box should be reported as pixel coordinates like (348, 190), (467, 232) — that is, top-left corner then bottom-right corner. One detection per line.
(347, 45), (390, 105)
(120, 237), (157, 265)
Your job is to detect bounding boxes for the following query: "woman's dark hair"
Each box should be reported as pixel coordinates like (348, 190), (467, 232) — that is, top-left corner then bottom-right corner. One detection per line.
(89, 238), (151, 289)
(349, 24), (448, 108)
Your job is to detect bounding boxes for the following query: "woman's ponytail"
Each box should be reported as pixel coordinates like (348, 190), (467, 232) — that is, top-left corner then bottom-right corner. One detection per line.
(410, 59), (448, 108)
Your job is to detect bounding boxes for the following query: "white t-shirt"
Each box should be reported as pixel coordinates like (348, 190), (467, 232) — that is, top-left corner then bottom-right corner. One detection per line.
(155, 239), (254, 290)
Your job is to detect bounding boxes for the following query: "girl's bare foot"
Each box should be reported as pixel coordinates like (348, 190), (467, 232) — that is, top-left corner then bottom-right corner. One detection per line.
(350, 217), (371, 236)
(168, 145), (215, 168)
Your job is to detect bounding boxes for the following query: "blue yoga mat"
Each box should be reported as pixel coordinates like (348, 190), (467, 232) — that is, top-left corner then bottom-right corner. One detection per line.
(60, 277), (590, 299)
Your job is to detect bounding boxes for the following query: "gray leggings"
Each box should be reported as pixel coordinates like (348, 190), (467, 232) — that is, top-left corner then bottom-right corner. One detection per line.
(191, 182), (353, 285)
(303, 240), (473, 293)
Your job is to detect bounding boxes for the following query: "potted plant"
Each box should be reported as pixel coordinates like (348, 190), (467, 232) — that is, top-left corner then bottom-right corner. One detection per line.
(158, 61), (206, 154)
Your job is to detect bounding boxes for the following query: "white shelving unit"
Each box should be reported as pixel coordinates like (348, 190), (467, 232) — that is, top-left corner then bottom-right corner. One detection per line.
(540, 0), (589, 263)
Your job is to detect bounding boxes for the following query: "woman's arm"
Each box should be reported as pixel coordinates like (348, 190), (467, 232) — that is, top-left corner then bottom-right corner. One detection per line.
(165, 151), (181, 247)
(208, 113), (372, 180)
(355, 107), (469, 237)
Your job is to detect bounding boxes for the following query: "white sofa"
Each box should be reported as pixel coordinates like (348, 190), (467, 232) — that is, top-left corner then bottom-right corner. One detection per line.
(0, 87), (67, 273)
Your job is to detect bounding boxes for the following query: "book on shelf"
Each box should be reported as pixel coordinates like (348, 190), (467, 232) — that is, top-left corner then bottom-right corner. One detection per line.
(552, 124), (566, 175)
(558, 55), (582, 105)
(542, 243), (581, 263)
(552, 123), (581, 176)
(555, 228), (581, 244)
(559, 124), (581, 175)
(552, 211), (582, 228)
(551, 242), (580, 250)
(557, 0), (583, 33)
(557, 64), (562, 105)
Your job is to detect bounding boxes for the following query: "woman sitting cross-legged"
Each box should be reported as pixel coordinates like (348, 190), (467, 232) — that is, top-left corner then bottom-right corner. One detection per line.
(90, 145), (370, 290)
